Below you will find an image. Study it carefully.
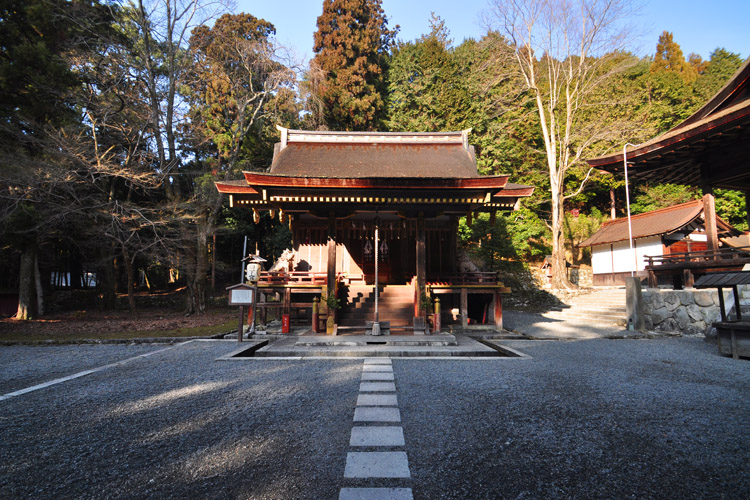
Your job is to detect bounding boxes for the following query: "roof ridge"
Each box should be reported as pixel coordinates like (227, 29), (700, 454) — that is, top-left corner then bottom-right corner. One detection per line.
(600, 198), (702, 226)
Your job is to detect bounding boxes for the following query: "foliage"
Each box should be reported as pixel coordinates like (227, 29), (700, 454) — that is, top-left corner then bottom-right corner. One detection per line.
(714, 189), (748, 231)
(563, 208), (609, 263)
(485, 0), (639, 288)
(459, 209), (550, 266)
(325, 291), (341, 310)
(310, 0), (398, 130)
(630, 184), (700, 214)
(651, 31), (697, 82)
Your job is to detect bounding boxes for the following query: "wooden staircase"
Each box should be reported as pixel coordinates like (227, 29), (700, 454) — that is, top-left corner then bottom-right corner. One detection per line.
(338, 285), (414, 327)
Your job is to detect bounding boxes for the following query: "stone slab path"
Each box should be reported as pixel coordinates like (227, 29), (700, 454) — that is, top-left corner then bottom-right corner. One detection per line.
(340, 358), (413, 500)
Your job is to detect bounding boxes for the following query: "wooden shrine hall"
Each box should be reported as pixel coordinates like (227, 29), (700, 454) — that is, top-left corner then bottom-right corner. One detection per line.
(216, 127), (533, 333)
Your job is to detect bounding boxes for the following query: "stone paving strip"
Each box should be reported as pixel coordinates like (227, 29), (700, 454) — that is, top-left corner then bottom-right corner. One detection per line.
(340, 358), (414, 500)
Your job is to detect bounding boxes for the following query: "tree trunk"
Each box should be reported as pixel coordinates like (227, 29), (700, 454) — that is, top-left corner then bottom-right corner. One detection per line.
(15, 243), (37, 320)
(550, 190), (574, 290)
(99, 248), (117, 310)
(123, 247), (137, 314)
(34, 253), (44, 316)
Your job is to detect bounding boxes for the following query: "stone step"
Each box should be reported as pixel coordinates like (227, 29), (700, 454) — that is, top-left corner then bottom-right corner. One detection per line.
(543, 311), (627, 325)
(295, 334), (458, 347)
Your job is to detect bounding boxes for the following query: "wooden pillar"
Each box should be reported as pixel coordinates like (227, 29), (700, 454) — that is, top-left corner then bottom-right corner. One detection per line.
(460, 288), (468, 329)
(416, 212), (426, 316)
(745, 190), (750, 231)
(327, 212), (337, 289)
(718, 287), (727, 322)
(703, 192), (718, 253)
(494, 290), (503, 331)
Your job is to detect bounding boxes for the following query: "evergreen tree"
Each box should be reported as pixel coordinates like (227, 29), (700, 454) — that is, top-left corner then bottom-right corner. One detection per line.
(651, 31), (697, 82)
(311, 0), (397, 131)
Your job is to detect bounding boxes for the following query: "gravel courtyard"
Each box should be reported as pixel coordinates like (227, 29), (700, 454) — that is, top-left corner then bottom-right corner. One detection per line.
(1, 338), (748, 499)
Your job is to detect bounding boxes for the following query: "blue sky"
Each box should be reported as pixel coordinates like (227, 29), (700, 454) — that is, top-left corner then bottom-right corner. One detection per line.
(235, 0), (749, 64)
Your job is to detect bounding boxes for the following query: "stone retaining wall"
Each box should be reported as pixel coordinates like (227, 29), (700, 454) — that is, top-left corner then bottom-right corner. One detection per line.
(641, 288), (724, 336)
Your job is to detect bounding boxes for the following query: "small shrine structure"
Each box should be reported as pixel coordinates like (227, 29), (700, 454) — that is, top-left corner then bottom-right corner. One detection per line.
(216, 127), (533, 333)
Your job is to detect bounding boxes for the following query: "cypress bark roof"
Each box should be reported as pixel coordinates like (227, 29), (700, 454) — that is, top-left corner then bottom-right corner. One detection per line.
(269, 128), (479, 178)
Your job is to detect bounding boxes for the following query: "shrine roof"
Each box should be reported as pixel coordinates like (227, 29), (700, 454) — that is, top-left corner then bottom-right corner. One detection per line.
(579, 199), (740, 247)
(269, 127), (479, 178)
(586, 58), (750, 190)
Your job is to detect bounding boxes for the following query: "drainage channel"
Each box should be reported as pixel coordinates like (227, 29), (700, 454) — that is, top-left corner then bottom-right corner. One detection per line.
(219, 335), (528, 359)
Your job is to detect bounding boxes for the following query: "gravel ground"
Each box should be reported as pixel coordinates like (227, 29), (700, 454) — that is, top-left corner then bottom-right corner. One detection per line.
(0, 344), (166, 393)
(1, 341), (361, 500)
(1, 338), (748, 500)
(396, 338), (750, 499)
(503, 310), (627, 339)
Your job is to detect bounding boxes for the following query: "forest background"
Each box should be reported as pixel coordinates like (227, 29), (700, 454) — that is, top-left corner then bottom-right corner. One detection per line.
(1, 0), (747, 320)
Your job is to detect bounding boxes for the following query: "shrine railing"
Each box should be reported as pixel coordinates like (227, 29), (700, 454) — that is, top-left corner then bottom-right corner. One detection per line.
(645, 246), (750, 268)
(257, 271), (328, 286)
(427, 272), (500, 286)
(644, 246), (750, 288)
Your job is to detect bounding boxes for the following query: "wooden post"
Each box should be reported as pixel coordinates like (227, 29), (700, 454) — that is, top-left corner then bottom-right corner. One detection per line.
(494, 290), (503, 331)
(416, 212), (426, 317)
(718, 287), (727, 322)
(703, 193), (718, 253)
(312, 296), (319, 334)
(733, 285), (742, 321)
(284, 287), (291, 319)
(237, 306), (244, 343)
(745, 190), (750, 232)
(433, 297), (441, 334)
(327, 211), (337, 290)
(259, 291), (267, 327)
(683, 268), (694, 288)
(460, 287), (468, 330)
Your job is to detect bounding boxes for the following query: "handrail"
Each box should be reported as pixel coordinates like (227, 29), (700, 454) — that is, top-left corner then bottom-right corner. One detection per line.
(427, 271), (499, 285)
(645, 246), (750, 268)
(257, 271), (329, 286)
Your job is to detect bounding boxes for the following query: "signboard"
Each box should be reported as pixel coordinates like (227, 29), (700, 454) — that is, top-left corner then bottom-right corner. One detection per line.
(227, 284), (255, 305)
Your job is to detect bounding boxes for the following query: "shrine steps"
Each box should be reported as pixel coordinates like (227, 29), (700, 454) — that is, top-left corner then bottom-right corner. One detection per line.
(339, 285), (415, 327)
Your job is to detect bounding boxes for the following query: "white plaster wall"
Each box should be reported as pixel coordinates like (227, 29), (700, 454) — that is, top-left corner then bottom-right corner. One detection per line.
(591, 236), (662, 275)
(591, 245), (612, 274)
(611, 240), (637, 273)
(633, 236), (662, 272)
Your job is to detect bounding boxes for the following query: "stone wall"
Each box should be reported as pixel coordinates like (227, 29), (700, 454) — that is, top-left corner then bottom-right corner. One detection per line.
(641, 288), (724, 336)
(569, 266), (593, 288)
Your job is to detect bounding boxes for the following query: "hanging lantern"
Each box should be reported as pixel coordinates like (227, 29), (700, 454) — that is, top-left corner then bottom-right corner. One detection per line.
(269, 208), (276, 220)
(380, 240), (389, 257)
(364, 239), (373, 255)
(252, 208), (260, 224)
(280, 208), (287, 223)
(242, 254), (267, 284)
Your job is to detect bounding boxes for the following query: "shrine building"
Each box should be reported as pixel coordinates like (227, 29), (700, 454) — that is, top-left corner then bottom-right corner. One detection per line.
(216, 127), (533, 333)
